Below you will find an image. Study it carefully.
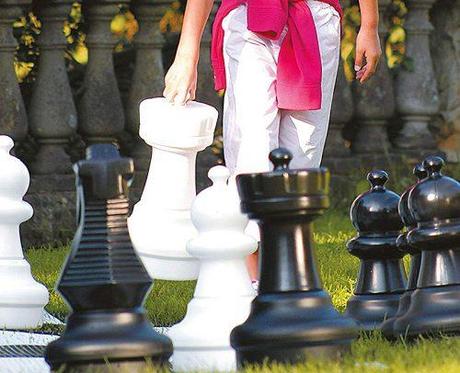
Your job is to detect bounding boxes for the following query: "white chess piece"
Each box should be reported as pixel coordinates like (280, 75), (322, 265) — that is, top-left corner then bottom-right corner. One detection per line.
(129, 98), (218, 280)
(0, 136), (49, 329)
(168, 165), (257, 372)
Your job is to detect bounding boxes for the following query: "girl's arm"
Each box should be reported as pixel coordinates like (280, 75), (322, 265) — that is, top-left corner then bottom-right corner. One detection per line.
(355, 0), (382, 83)
(163, 0), (214, 105)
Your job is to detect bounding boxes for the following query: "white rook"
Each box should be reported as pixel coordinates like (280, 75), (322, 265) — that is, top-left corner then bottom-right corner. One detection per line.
(129, 98), (218, 280)
(0, 136), (49, 329)
(168, 166), (257, 371)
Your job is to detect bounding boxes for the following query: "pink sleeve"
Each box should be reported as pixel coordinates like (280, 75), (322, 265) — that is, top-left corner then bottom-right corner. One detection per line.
(246, 0), (288, 39)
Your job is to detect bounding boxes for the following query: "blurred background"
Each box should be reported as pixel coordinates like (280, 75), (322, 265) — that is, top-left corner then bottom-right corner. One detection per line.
(1, 0), (458, 246)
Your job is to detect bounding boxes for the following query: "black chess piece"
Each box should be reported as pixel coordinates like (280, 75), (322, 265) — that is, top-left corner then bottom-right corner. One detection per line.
(393, 156), (460, 338)
(344, 170), (406, 331)
(45, 144), (173, 372)
(381, 164), (427, 338)
(230, 148), (358, 367)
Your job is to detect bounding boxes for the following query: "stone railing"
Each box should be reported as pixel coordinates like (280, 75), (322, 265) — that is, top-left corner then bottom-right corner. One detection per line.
(0, 0), (458, 246)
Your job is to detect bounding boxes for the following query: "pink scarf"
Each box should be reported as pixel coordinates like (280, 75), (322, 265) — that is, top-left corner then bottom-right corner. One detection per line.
(211, 0), (343, 110)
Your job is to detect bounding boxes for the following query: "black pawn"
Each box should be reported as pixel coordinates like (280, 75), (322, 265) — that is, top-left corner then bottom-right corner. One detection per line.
(344, 170), (406, 331)
(393, 156), (460, 337)
(381, 164), (427, 338)
(230, 148), (358, 366)
(45, 144), (173, 371)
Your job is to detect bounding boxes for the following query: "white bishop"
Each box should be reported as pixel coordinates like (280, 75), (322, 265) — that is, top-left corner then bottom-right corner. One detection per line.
(168, 165), (257, 372)
(0, 136), (49, 328)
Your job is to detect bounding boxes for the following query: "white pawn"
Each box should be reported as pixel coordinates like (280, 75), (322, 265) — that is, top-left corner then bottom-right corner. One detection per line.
(129, 98), (218, 280)
(0, 136), (49, 328)
(168, 165), (257, 372)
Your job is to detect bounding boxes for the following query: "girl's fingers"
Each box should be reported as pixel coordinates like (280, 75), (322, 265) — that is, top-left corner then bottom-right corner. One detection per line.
(360, 55), (379, 83)
(174, 89), (189, 106)
(354, 48), (365, 72)
(355, 65), (366, 80)
(165, 89), (177, 104)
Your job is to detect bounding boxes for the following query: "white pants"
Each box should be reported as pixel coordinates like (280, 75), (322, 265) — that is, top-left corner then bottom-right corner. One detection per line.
(222, 0), (340, 174)
(222, 0), (341, 239)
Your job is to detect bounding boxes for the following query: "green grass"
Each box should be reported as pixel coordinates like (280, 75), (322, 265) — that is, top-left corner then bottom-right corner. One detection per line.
(25, 210), (460, 372)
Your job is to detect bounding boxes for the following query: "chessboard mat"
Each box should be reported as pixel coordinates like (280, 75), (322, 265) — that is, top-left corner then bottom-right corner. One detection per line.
(0, 313), (169, 373)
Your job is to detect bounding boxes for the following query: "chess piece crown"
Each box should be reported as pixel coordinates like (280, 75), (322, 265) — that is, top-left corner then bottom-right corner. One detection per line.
(352, 170), (399, 231)
(188, 165), (257, 260)
(0, 136), (32, 205)
(0, 135), (49, 329)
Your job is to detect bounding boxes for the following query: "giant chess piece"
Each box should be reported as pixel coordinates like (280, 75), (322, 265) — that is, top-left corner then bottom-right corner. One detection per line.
(231, 148), (358, 366)
(168, 165), (257, 371)
(393, 156), (460, 337)
(0, 135), (49, 329)
(45, 144), (173, 372)
(129, 98), (218, 280)
(344, 171), (406, 331)
(381, 164), (427, 338)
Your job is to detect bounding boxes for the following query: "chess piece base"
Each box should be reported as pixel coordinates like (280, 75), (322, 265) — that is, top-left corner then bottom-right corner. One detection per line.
(50, 360), (166, 373)
(381, 290), (413, 339)
(0, 260), (48, 329)
(393, 284), (460, 338)
(171, 348), (236, 372)
(137, 254), (199, 281)
(45, 308), (173, 370)
(344, 292), (402, 332)
(231, 291), (358, 366)
(169, 295), (254, 372)
(236, 342), (351, 366)
(129, 208), (199, 280)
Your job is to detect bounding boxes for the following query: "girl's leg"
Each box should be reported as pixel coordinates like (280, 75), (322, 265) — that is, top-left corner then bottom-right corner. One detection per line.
(222, 5), (282, 175)
(222, 5), (284, 281)
(279, 1), (341, 168)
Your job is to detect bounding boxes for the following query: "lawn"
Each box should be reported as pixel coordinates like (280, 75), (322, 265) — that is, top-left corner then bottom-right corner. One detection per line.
(26, 210), (460, 372)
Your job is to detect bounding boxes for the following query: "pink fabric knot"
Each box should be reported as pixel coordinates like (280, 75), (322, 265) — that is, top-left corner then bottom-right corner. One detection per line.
(211, 0), (343, 111)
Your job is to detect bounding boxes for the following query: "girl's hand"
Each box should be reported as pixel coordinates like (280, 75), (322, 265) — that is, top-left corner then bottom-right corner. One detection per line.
(163, 56), (198, 106)
(354, 27), (382, 84)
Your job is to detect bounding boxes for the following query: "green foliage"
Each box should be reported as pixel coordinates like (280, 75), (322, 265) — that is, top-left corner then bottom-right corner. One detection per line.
(13, 1), (410, 83)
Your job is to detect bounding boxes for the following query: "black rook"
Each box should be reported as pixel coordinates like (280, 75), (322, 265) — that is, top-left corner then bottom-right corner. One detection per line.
(344, 170), (406, 331)
(45, 144), (173, 372)
(393, 156), (460, 337)
(231, 148), (358, 366)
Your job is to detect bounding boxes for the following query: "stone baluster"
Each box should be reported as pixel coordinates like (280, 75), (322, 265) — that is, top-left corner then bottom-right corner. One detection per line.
(78, 0), (129, 145)
(324, 0), (352, 158)
(351, 0), (394, 154)
(196, 0), (221, 109)
(430, 0), (460, 162)
(29, 0), (77, 174)
(324, 59), (353, 157)
(393, 0), (440, 152)
(126, 0), (169, 171)
(0, 1), (31, 144)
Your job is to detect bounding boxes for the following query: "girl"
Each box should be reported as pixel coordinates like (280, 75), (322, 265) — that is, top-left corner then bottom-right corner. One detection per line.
(163, 0), (381, 282)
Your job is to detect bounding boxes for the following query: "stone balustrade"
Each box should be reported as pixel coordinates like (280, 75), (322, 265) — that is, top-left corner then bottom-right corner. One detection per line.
(0, 0), (456, 246)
